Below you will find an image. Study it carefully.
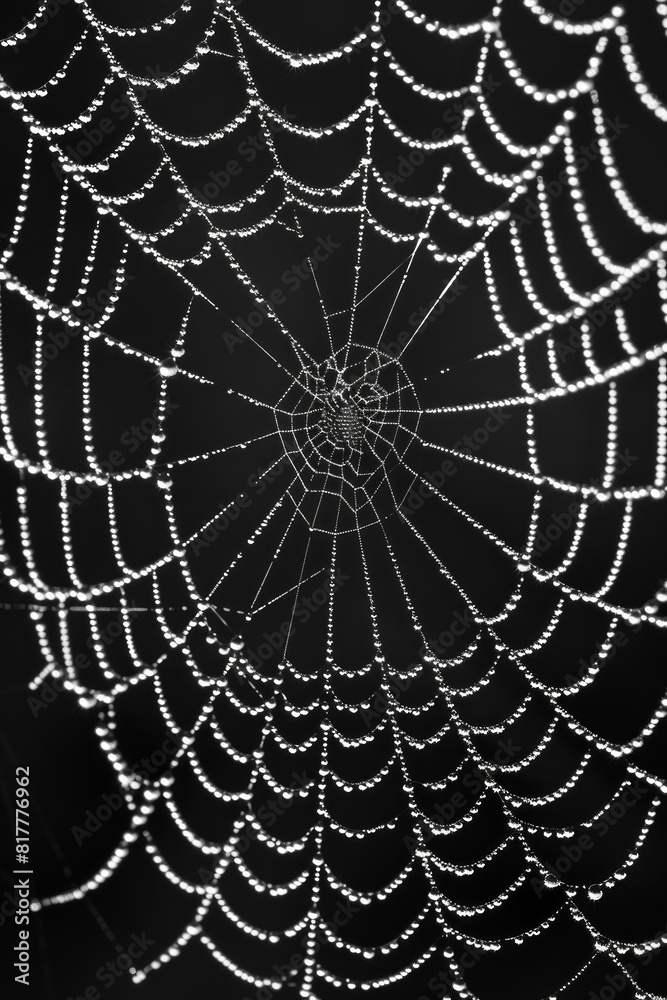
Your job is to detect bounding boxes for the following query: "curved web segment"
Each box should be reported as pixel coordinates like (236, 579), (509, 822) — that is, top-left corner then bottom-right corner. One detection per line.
(1, 1), (667, 998)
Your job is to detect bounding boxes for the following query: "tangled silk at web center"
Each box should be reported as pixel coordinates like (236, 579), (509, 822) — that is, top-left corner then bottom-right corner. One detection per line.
(274, 344), (422, 533)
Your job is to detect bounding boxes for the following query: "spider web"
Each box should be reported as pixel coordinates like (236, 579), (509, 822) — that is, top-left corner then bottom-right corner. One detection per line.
(1, 1), (667, 997)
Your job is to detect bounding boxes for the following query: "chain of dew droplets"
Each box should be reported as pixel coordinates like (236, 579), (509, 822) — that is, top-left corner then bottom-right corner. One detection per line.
(1, 1), (667, 997)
